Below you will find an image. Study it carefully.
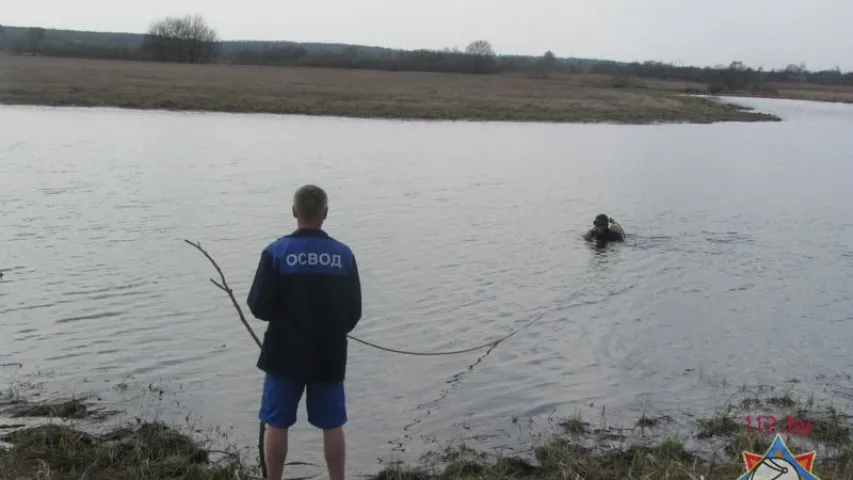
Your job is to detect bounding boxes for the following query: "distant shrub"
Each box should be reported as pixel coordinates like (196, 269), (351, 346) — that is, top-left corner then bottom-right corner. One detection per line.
(610, 75), (643, 88)
(707, 82), (726, 94)
(749, 82), (779, 95)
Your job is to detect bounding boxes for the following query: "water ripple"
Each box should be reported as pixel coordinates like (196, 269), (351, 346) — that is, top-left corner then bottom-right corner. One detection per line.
(1, 102), (852, 475)
(55, 311), (123, 324)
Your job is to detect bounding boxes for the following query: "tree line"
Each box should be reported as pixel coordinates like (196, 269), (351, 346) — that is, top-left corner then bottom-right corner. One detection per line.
(2, 16), (852, 90)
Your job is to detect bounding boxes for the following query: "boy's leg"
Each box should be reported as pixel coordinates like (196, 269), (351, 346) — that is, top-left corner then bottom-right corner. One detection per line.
(306, 382), (347, 480)
(264, 425), (287, 480)
(258, 374), (304, 480)
(323, 427), (346, 480)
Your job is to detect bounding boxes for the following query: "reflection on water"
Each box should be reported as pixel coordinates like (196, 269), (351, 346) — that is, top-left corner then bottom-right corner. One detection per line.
(1, 98), (853, 474)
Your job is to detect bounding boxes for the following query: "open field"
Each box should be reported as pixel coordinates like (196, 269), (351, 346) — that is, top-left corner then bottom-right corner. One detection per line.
(619, 75), (853, 104)
(4, 384), (853, 479)
(737, 82), (853, 104)
(0, 55), (785, 124)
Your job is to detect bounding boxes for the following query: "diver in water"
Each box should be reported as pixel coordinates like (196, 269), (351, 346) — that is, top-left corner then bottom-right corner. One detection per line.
(583, 214), (625, 243)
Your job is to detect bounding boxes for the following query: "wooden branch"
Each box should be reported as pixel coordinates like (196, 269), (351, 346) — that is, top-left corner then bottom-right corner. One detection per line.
(182, 239), (269, 479)
(183, 239), (262, 349)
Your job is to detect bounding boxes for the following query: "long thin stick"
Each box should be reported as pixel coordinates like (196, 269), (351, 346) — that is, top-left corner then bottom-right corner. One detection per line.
(185, 239), (319, 480)
(183, 240), (262, 349)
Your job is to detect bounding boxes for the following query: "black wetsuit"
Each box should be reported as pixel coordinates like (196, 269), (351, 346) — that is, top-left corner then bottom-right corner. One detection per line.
(588, 228), (624, 244)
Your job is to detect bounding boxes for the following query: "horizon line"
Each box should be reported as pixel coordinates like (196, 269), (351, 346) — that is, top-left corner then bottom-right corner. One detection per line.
(1, 22), (846, 74)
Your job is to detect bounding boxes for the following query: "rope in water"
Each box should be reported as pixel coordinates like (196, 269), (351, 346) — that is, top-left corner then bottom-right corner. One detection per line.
(184, 239), (547, 479)
(346, 311), (544, 356)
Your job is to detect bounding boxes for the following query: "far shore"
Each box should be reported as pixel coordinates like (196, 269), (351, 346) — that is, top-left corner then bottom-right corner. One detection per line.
(0, 55), (804, 124)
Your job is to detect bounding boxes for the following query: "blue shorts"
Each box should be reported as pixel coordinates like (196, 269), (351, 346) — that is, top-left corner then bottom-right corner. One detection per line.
(258, 374), (347, 430)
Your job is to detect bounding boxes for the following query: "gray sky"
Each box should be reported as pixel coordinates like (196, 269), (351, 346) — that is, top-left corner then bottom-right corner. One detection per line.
(4, 0), (852, 71)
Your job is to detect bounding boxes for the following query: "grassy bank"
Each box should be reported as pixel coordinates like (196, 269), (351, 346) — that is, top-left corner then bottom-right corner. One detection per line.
(0, 396), (253, 479)
(0, 55), (784, 124)
(0, 421), (249, 479)
(4, 385), (853, 479)
(374, 386), (853, 480)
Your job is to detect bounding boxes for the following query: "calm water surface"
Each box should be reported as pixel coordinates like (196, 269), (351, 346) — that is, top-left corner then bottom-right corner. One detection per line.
(1, 97), (853, 475)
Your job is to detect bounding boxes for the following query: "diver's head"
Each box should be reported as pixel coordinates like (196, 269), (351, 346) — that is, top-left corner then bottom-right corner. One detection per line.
(593, 214), (610, 233)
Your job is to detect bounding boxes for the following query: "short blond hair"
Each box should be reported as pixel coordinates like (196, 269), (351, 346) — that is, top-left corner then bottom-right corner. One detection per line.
(293, 184), (328, 222)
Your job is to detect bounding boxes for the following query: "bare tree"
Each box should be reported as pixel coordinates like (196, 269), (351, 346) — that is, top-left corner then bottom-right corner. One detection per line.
(540, 50), (556, 79)
(465, 40), (495, 57)
(783, 62), (808, 83)
(464, 40), (496, 73)
(143, 14), (219, 64)
(184, 14), (219, 63)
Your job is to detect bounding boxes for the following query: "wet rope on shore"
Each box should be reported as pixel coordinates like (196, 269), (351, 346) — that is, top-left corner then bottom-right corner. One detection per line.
(184, 239), (547, 480)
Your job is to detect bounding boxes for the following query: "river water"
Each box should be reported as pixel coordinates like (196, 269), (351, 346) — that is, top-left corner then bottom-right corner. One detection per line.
(1, 97), (852, 475)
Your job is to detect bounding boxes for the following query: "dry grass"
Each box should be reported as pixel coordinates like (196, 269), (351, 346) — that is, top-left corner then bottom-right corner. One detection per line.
(741, 82), (853, 103)
(5, 384), (853, 479)
(373, 431), (853, 480)
(0, 422), (252, 480)
(0, 55), (782, 124)
(600, 72), (853, 103)
(7, 398), (89, 419)
(374, 387), (853, 480)
(0, 390), (254, 479)
(373, 439), (747, 480)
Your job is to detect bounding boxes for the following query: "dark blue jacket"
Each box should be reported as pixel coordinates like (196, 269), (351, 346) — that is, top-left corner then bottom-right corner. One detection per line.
(247, 228), (361, 383)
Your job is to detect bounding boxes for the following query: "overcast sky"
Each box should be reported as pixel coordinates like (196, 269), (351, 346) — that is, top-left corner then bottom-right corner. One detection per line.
(4, 0), (852, 71)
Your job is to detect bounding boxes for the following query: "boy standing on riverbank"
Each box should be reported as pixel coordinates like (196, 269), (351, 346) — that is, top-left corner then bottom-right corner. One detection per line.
(247, 184), (362, 480)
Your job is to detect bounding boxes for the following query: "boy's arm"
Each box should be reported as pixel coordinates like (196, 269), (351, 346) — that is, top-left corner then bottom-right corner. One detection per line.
(246, 249), (278, 321)
(346, 254), (362, 333)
